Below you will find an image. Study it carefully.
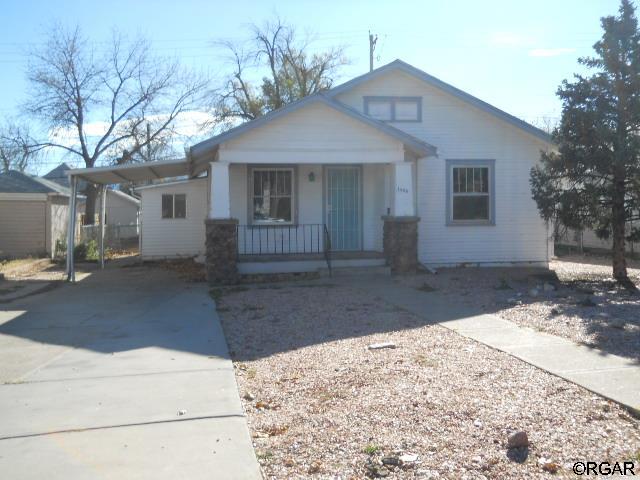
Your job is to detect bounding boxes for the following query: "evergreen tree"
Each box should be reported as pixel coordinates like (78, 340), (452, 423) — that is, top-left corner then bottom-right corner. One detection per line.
(531, 0), (640, 289)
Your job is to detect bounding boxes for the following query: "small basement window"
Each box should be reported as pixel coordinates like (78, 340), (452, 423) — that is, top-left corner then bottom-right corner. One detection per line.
(364, 96), (422, 122)
(162, 193), (186, 219)
(447, 160), (495, 225)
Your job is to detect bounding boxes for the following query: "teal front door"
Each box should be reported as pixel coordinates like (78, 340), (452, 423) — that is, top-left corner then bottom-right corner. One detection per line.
(326, 166), (362, 251)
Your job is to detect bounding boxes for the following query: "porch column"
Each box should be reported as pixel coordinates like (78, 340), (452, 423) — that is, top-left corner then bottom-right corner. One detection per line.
(66, 175), (78, 282)
(382, 162), (420, 273)
(209, 161), (231, 218)
(205, 161), (238, 285)
(392, 162), (415, 216)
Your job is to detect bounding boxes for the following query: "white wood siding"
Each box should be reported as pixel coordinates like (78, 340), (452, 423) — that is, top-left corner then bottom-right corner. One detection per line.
(106, 191), (139, 226)
(336, 71), (552, 265)
(140, 179), (207, 258)
(219, 102), (404, 165)
(0, 198), (47, 257)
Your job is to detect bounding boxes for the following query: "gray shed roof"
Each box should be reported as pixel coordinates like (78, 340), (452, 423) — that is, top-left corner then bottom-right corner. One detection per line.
(327, 59), (554, 144)
(0, 170), (72, 195)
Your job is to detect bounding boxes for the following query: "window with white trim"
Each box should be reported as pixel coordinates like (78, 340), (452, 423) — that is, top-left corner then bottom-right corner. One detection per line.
(251, 168), (294, 224)
(448, 162), (494, 224)
(364, 96), (421, 122)
(162, 193), (186, 219)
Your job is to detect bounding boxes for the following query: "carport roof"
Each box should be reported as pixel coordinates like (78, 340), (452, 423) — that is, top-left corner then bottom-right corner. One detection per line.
(67, 158), (189, 185)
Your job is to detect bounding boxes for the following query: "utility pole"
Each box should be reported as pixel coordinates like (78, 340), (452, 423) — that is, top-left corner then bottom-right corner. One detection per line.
(369, 31), (378, 72)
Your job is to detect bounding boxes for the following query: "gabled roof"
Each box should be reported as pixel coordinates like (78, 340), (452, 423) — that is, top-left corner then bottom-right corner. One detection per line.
(43, 162), (73, 184)
(43, 162), (88, 191)
(107, 188), (140, 205)
(0, 170), (72, 195)
(327, 59), (553, 144)
(190, 93), (437, 162)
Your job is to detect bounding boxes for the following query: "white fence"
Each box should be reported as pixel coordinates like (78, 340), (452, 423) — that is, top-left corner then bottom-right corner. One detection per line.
(558, 227), (639, 254)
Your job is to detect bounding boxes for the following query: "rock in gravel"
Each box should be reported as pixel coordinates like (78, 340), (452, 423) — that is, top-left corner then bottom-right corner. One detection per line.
(381, 456), (400, 466)
(243, 391), (255, 401)
(541, 461), (560, 473)
(399, 453), (419, 464)
(609, 319), (626, 330)
(507, 431), (529, 449)
(367, 342), (396, 350)
(577, 295), (597, 307)
(366, 463), (390, 478)
(473, 419), (483, 428)
(549, 308), (560, 316)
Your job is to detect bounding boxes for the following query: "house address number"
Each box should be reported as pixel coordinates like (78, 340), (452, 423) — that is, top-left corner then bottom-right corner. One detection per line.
(396, 186), (409, 193)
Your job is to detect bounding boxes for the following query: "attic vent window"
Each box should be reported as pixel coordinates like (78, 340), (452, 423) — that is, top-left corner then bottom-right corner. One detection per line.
(363, 96), (421, 122)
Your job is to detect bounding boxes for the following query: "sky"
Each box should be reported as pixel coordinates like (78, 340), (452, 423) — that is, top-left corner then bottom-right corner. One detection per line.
(0, 0), (624, 174)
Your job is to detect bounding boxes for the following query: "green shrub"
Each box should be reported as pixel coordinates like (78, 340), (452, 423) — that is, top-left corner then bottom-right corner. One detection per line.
(74, 240), (99, 262)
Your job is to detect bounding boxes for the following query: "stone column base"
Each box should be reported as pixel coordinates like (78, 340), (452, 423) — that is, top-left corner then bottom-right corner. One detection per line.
(382, 215), (420, 273)
(205, 218), (239, 285)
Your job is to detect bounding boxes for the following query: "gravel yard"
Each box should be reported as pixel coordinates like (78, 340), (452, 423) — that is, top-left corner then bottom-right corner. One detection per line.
(217, 279), (640, 479)
(398, 253), (640, 361)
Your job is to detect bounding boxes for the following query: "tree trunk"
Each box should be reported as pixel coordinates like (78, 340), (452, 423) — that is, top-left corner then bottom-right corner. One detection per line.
(611, 197), (635, 290)
(84, 184), (97, 226)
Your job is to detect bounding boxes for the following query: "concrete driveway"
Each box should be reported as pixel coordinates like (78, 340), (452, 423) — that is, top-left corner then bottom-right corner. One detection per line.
(0, 264), (260, 479)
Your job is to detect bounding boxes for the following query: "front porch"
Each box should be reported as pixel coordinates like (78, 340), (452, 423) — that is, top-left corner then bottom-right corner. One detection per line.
(204, 160), (422, 282)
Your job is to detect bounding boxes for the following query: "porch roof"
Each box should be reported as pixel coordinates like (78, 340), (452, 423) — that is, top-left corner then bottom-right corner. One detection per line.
(66, 158), (188, 185)
(189, 93), (437, 171)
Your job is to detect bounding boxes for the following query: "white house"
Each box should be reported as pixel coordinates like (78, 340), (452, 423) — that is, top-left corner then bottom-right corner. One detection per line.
(67, 59), (555, 283)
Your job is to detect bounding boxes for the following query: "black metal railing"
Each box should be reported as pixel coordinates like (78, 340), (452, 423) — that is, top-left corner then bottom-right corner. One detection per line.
(323, 224), (332, 276)
(236, 223), (332, 273)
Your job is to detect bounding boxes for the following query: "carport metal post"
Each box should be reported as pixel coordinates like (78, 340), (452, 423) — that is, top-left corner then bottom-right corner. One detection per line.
(98, 185), (106, 269)
(66, 175), (78, 282)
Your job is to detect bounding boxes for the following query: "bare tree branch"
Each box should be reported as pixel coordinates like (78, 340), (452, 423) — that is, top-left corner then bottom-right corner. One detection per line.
(24, 24), (210, 224)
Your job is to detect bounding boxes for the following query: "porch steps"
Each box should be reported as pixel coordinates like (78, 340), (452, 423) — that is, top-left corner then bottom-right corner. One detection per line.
(236, 252), (387, 275)
(319, 265), (391, 277)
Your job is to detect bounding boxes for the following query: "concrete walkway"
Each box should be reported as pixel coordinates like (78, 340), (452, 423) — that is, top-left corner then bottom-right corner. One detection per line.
(349, 276), (640, 412)
(0, 267), (261, 480)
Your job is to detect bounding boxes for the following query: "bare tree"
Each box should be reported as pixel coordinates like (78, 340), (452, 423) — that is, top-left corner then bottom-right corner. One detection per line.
(213, 18), (349, 128)
(0, 121), (42, 173)
(25, 25), (209, 224)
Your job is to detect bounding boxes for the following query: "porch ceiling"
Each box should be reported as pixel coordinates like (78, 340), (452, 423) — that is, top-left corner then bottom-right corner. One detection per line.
(67, 159), (189, 185)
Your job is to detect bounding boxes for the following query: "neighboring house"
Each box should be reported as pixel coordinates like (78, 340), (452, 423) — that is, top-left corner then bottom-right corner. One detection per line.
(0, 170), (84, 258)
(73, 59), (556, 281)
(558, 226), (639, 254)
(44, 163), (140, 227)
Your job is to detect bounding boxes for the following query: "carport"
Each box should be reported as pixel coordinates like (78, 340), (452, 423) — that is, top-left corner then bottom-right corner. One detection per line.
(65, 159), (191, 281)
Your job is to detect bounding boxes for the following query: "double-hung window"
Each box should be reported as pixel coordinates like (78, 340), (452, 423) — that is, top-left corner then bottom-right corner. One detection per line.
(162, 193), (186, 219)
(251, 167), (294, 224)
(447, 160), (495, 225)
(364, 96), (422, 122)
